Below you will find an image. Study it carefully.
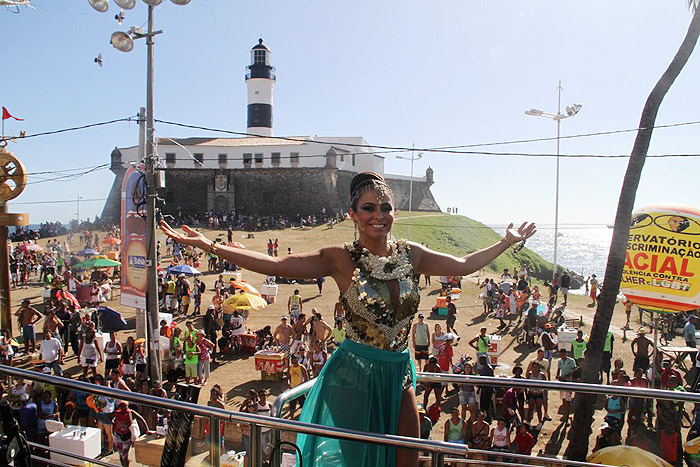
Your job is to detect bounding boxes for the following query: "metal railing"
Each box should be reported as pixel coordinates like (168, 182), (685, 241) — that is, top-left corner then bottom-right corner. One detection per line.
(0, 365), (466, 467)
(271, 371), (700, 467)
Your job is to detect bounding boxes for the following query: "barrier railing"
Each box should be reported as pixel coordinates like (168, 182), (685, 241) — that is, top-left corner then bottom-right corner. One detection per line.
(271, 371), (700, 467)
(0, 365), (466, 467)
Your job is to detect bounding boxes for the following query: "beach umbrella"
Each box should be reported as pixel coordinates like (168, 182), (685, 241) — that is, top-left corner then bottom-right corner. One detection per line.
(229, 280), (260, 296)
(222, 292), (268, 313)
(56, 290), (81, 309)
(587, 445), (672, 467)
(166, 264), (202, 276)
(103, 237), (121, 245)
(76, 248), (99, 257)
(97, 306), (128, 332)
(72, 257), (122, 269)
(106, 251), (119, 260)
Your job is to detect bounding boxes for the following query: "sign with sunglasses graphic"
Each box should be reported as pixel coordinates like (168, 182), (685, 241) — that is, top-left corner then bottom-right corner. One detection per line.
(620, 204), (700, 313)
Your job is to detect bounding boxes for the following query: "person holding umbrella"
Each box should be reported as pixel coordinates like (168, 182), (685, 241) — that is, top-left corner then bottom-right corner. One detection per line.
(160, 171), (534, 466)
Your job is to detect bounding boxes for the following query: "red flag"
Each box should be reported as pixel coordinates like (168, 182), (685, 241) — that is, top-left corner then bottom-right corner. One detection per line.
(2, 107), (24, 121)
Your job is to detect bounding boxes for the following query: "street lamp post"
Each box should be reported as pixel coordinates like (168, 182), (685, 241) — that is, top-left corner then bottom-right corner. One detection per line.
(396, 152), (423, 240)
(525, 81), (581, 281)
(75, 195), (82, 232)
(90, 0), (193, 383)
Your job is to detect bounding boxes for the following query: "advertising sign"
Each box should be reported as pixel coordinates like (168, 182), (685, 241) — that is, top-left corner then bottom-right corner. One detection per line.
(121, 165), (148, 309)
(620, 204), (700, 313)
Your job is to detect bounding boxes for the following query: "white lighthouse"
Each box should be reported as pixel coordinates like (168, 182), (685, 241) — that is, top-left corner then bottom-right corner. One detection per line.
(245, 38), (275, 136)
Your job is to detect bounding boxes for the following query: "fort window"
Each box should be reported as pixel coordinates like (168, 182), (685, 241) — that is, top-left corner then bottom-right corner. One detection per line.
(255, 153), (263, 164)
(194, 153), (204, 165)
(290, 152), (299, 164)
(340, 154), (344, 162)
(243, 153), (252, 164)
(165, 153), (176, 164)
(352, 154), (356, 166)
(218, 153), (227, 164)
(271, 152), (281, 165)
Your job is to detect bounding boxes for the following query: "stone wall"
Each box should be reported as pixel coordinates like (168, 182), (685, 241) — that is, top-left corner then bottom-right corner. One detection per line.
(101, 167), (441, 221)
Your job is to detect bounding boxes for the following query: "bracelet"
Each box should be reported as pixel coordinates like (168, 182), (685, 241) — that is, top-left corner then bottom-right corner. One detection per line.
(207, 241), (219, 256)
(499, 237), (516, 247)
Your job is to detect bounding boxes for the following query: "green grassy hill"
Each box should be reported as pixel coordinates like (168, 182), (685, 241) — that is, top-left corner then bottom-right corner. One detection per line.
(391, 213), (553, 279)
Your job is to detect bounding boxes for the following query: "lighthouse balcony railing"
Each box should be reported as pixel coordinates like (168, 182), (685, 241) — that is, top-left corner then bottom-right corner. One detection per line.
(246, 66), (276, 80)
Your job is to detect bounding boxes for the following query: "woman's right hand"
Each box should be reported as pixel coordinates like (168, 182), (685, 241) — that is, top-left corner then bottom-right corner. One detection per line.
(160, 221), (209, 250)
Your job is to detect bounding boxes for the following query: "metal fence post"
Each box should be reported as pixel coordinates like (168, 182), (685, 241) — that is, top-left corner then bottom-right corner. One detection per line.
(210, 415), (221, 467)
(430, 450), (445, 467)
(250, 423), (263, 467)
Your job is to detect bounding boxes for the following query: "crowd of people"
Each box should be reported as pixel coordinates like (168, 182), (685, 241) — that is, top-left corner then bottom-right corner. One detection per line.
(7, 216), (700, 466)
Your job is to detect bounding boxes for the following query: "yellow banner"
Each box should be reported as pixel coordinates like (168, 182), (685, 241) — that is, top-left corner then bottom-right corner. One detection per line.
(620, 204), (700, 313)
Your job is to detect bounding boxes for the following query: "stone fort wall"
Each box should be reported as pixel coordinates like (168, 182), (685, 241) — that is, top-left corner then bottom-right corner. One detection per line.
(101, 167), (440, 221)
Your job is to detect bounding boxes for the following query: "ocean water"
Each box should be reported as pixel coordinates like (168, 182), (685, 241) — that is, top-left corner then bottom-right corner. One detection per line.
(493, 224), (613, 280)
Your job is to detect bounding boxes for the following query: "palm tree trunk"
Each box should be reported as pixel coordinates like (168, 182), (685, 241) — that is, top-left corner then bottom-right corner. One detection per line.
(565, 6), (700, 461)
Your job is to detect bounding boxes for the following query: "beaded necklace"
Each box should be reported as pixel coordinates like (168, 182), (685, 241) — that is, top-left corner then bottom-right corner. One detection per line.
(348, 240), (412, 280)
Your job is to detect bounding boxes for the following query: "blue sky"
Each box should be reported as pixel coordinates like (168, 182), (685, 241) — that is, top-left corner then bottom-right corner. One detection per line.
(2, 0), (700, 226)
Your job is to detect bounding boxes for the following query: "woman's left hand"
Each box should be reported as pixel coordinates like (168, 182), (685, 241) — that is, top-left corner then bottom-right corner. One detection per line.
(504, 222), (537, 245)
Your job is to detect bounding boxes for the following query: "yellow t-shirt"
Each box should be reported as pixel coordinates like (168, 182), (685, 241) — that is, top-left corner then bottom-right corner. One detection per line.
(289, 364), (304, 387)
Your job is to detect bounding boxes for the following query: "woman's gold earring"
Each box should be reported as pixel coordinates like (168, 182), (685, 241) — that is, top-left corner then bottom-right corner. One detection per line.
(354, 223), (358, 240)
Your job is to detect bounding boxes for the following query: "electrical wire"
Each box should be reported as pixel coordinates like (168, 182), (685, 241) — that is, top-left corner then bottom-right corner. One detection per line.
(8, 198), (107, 205)
(155, 118), (700, 157)
(19, 116), (137, 139)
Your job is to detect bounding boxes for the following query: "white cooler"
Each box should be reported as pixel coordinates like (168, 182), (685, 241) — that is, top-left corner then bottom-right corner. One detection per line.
(49, 426), (101, 466)
(557, 327), (578, 353)
(260, 284), (278, 303)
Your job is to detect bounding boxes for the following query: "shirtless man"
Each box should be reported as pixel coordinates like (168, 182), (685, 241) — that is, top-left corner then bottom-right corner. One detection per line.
(43, 310), (64, 342)
(273, 317), (294, 353)
(16, 299), (43, 354)
(308, 310), (333, 345)
(632, 330), (654, 372)
(333, 295), (345, 321)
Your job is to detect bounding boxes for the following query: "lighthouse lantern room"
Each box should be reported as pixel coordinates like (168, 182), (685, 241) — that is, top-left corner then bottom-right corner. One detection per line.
(246, 38), (276, 136)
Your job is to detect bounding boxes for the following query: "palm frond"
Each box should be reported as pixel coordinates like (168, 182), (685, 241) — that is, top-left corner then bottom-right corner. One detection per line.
(689, 0), (699, 13)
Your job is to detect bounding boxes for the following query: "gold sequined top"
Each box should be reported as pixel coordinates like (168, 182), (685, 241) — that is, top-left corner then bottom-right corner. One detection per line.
(341, 240), (421, 352)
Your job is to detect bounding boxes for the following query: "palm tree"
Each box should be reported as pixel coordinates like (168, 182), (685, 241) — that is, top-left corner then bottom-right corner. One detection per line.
(565, 3), (700, 461)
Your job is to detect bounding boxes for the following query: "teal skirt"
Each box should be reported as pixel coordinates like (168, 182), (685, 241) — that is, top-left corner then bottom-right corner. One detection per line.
(297, 339), (416, 467)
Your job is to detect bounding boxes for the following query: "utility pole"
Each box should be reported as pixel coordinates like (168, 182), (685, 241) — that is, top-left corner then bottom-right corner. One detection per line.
(144, 6), (162, 383)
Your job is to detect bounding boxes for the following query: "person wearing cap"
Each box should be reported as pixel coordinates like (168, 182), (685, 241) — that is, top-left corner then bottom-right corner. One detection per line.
(593, 421), (617, 452)
(273, 316), (294, 354)
(411, 313), (430, 371)
(632, 329), (654, 372)
(16, 298), (42, 354)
